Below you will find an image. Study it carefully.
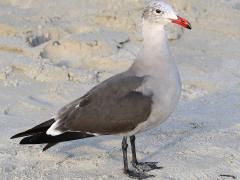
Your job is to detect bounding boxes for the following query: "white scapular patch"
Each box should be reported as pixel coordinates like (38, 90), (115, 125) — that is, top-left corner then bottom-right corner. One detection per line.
(75, 104), (80, 108)
(46, 120), (63, 136)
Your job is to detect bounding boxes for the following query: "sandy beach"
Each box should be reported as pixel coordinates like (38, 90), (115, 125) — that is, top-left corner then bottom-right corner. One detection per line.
(1, 0), (240, 179)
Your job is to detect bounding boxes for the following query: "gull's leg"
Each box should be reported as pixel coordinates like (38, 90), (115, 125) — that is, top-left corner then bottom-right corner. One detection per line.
(130, 135), (138, 165)
(122, 136), (129, 174)
(130, 135), (163, 172)
(122, 137), (153, 179)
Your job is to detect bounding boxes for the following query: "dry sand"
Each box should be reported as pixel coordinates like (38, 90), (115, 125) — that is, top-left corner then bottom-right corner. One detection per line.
(1, 0), (240, 179)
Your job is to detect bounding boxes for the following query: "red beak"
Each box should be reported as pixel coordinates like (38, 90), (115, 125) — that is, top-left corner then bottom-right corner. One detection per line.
(170, 16), (192, 30)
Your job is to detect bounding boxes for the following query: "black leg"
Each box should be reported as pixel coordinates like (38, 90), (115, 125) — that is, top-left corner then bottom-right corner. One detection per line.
(130, 135), (138, 165)
(130, 135), (163, 172)
(122, 136), (129, 174)
(121, 137), (154, 179)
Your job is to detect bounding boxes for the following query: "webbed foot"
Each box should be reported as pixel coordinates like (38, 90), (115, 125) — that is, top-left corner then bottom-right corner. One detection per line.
(124, 169), (154, 179)
(132, 162), (163, 172)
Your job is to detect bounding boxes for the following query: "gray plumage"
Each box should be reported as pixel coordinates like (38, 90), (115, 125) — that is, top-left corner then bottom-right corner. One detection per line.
(53, 71), (153, 135)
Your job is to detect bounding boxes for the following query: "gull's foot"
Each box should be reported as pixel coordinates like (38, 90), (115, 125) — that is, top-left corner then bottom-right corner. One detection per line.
(132, 162), (163, 172)
(124, 169), (154, 179)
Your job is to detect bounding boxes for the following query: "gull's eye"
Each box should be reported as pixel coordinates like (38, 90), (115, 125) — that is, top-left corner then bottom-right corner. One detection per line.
(155, 9), (162, 14)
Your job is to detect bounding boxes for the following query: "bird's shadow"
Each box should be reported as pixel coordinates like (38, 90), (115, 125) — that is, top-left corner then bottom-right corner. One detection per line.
(140, 90), (240, 162)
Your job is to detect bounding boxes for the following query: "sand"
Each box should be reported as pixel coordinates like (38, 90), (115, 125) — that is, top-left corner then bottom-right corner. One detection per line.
(1, 0), (240, 179)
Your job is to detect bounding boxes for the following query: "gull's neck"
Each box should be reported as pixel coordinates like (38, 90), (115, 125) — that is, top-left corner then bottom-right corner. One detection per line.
(142, 20), (169, 57)
(130, 20), (174, 76)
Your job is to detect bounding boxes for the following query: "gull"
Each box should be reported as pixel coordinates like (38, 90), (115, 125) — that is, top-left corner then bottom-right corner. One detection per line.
(11, 0), (191, 179)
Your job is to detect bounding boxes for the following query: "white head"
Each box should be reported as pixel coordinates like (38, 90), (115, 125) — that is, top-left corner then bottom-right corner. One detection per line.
(143, 0), (191, 29)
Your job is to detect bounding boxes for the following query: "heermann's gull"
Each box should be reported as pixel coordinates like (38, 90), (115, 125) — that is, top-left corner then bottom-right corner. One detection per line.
(11, 0), (191, 179)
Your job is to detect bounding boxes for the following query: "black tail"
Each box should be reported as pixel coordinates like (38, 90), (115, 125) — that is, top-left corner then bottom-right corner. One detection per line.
(19, 132), (94, 151)
(11, 118), (95, 151)
(11, 118), (55, 139)
(20, 132), (94, 144)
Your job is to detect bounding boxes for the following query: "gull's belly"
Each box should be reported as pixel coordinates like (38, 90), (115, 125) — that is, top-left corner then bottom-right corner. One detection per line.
(127, 74), (181, 136)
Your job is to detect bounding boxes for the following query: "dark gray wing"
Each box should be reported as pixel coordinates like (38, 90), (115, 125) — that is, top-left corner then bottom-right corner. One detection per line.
(54, 72), (152, 135)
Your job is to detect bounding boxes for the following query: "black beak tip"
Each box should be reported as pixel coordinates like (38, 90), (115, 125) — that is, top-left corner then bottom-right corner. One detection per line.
(187, 24), (192, 30)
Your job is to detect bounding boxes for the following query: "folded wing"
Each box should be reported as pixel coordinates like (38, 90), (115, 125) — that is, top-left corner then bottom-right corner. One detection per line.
(48, 72), (153, 136)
